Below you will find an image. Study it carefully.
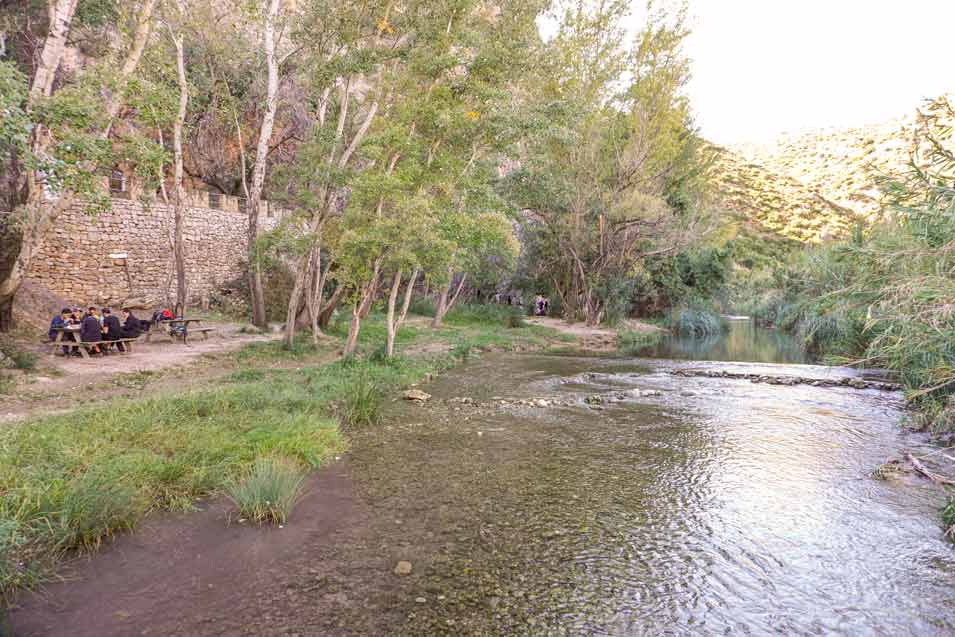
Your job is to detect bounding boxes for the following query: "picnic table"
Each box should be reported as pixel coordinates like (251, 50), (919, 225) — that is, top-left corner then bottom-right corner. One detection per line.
(49, 325), (139, 359)
(145, 318), (216, 344)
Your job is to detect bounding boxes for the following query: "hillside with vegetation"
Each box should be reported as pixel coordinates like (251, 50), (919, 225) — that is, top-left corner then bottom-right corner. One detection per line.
(732, 108), (925, 222)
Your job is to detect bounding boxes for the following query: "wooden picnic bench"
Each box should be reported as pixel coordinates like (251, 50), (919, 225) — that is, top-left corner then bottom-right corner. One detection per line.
(52, 337), (140, 358)
(145, 318), (216, 344)
(50, 327), (141, 358)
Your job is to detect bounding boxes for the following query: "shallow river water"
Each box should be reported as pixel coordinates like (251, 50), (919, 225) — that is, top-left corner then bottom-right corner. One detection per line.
(349, 324), (955, 635)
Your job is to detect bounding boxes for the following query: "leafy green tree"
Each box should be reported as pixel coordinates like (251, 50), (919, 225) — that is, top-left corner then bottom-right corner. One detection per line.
(0, 0), (160, 331)
(506, 0), (713, 326)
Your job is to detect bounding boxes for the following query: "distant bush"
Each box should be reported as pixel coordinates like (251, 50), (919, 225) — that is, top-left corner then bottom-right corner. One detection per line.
(228, 457), (306, 525)
(666, 303), (726, 337)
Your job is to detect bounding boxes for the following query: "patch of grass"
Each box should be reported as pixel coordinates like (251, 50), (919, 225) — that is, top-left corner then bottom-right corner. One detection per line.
(227, 456), (307, 524)
(113, 369), (157, 390)
(0, 373), (13, 395)
(618, 330), (663, 353)
(338, 362), (383, 427)
(0, 340), (37, 371)
(226, 369), (267, 383)
(445, 303), (527, 327)
(0, 375), (344, 598)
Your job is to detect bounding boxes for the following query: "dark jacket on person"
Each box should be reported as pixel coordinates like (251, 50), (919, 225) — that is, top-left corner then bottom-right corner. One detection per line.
(80, 315), (102, 343)
(48, 315), (65, 340)
(103, 315), (122, 341)
(121, 313), (141, 338)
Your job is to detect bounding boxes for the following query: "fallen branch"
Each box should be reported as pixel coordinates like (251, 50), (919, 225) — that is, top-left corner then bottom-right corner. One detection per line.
(906, 452), (955, 486)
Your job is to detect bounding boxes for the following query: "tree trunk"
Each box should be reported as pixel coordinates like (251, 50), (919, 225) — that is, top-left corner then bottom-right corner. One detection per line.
(318, 285), (343, 329)
(431, 269), (466, 329)
(246, 0), (282, 328)
(431, 282), (450, 329)
(343, 301), (362, 357)
(0, 291), (13, 333)
(309, 246), (332, 343)
(396, 268), (418, 328)
(28, 0), (79, 104)
(385, 269), (402, 357)
(169, 14), (188, 314)
(283, 269), (306, 349)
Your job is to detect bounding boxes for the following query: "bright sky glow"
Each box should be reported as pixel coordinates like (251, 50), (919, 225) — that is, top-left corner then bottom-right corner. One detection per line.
(676, 0), (955, 144)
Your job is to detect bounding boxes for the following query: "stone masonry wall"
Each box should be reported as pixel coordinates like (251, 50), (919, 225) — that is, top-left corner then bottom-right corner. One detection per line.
(25, 192), (285, 307)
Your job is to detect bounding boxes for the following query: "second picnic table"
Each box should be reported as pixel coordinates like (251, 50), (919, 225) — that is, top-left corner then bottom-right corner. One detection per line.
(145, 318), (216, 344)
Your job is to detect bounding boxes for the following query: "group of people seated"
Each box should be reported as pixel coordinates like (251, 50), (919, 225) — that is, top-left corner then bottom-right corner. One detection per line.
(48, 307), (143, 356)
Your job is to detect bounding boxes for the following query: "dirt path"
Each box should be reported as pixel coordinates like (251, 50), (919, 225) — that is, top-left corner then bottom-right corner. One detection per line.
(526, 316), (662, 350)
(0, 329), (276, 425)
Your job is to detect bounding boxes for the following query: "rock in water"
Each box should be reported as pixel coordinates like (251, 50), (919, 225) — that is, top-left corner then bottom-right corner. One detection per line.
(402, 389), (431, 402)
(394, 561), (413, 576)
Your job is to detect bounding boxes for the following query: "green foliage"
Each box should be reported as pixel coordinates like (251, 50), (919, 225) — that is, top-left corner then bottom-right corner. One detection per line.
(445, 303), (526, 327)
(666, 302), (727, 338)
(227, 457), (307, 525)
(338, 363), (383, 428)
(505, 1), (712, 325)
(942, 496), (955, 536)
(0, 61), (30, 163)
(753, 96), (955, 409)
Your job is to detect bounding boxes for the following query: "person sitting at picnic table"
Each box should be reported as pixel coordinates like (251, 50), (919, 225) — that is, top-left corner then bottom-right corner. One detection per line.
(121, 308), (142, 339)
(101, 307), (124, 352)
(48, 308), (70, 341)
(80, 306), (103, 356)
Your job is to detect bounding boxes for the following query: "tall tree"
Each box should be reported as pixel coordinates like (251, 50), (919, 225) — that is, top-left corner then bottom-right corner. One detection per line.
(0, 0), (159, 331)
(166, 0), (190, 315)
(507, 0), (712, 325)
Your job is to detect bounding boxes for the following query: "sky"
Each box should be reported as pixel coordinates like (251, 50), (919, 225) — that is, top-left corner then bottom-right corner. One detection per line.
(674, 0), (955, 144)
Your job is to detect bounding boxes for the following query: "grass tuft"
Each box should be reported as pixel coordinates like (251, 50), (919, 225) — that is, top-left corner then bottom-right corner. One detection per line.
(666, 305), (726, 337)
(227, 456), (307, 524)
(339, 364), (383, 427)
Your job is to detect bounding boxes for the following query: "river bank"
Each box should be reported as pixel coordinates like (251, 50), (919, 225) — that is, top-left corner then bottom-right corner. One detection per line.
(6, 317), (955, 635)
(0, 312), (564, 611)
(11, 348), (955, 635)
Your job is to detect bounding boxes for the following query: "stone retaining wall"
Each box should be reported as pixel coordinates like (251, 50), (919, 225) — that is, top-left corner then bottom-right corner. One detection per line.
(24, 194), (286, 307)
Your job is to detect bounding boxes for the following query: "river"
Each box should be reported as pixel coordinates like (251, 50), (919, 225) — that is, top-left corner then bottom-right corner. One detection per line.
(347, 321), (955, 635)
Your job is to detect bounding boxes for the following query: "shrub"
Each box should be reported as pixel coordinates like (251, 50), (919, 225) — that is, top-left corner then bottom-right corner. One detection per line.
(227, 457), (306, 525)
(666, 304), (726, 337)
